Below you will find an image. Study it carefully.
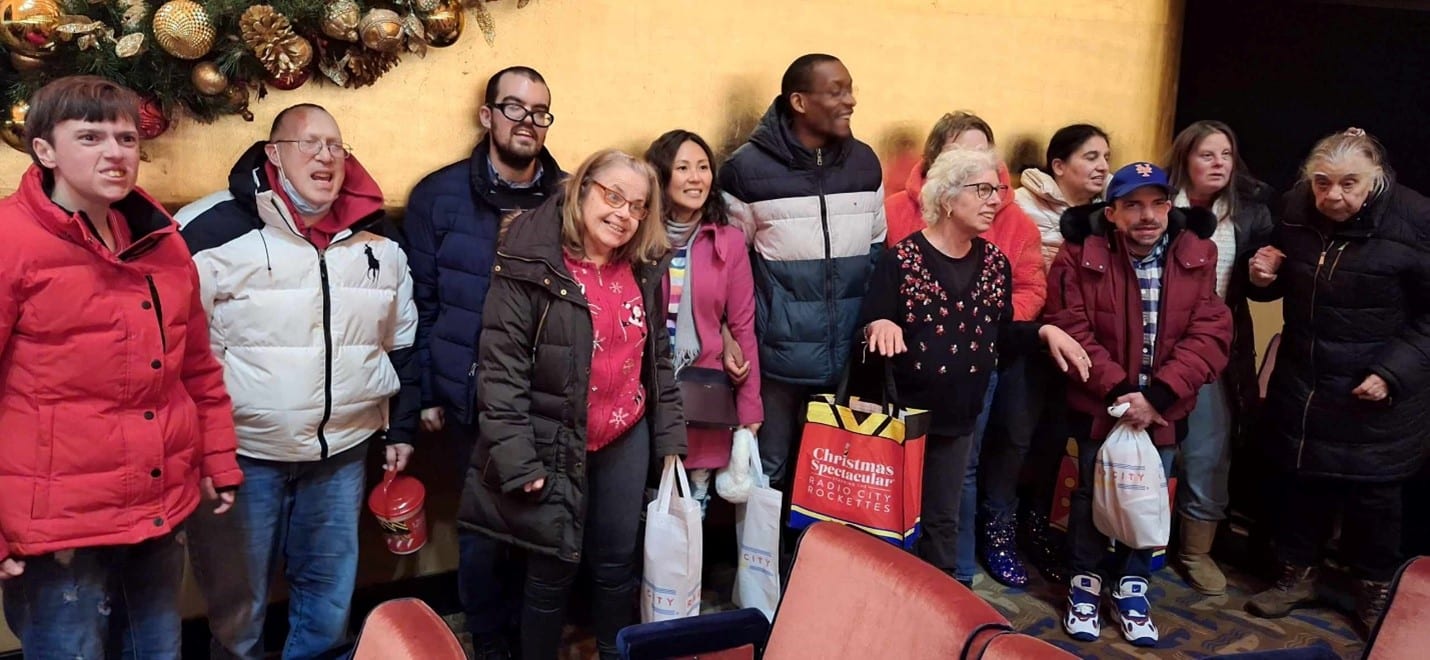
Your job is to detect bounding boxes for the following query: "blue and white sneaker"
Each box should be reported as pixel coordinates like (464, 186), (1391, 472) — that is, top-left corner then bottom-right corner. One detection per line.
(1063, 573), (1102, 642)
(1112, 576), (1159, 647)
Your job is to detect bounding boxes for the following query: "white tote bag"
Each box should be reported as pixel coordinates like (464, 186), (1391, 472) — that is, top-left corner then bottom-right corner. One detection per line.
(1092, 403), (1171, 549)
(731, 430), (781, 621)
(641, 455), (704, 622)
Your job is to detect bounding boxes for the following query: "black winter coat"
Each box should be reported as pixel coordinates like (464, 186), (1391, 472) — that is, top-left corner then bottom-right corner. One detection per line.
(1219, 184), (1276, 422)
(457, 193), (686, 561)
(1255, 179), (1430, 481)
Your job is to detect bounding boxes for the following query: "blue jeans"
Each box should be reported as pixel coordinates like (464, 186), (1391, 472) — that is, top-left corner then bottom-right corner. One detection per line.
(1178, 380), (1231, 522)
(188, 445), (367, 660)
(955, 372), (1000, 581)
(2, 529), (186, 659)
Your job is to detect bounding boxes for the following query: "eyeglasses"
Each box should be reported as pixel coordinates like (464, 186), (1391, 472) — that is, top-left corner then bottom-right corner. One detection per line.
(488, 102), (555, 128)
(590, 180), (649, 221)
(270, 139), (351, 160)
(962, 183), (1009, 200)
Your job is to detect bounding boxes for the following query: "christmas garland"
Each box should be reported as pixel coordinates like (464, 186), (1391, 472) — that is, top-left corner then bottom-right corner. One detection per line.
(0, 0), (526, 150)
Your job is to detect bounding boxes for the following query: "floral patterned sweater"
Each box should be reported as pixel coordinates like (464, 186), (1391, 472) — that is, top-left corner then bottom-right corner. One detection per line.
(859, 233), (1042, 436)
(564, 252), (648, 452)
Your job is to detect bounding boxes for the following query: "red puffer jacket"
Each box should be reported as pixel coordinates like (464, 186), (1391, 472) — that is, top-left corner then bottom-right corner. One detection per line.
(0, 166), (242, 562)
(1045, 203), (1233, 446)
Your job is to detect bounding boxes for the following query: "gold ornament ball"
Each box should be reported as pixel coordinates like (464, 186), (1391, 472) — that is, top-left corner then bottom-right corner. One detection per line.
(359, 8), (404, 54)
(190, 61), (228, 95)
(1, 100), (29, 153)
(152, 0), (216, 60)
(0, 0), (63, 57)
(422, 0), (464, 48)
(9, 51), (45, 71)
(322, 0), (360, 42)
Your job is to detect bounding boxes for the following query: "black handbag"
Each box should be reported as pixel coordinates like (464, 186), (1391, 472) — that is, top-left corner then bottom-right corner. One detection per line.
(676, 366), (739, 428)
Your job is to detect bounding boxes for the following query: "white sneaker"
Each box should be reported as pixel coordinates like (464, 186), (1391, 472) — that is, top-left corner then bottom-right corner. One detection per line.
(1064, 573), (1102, 642)
(1112, 576), (1159, 647)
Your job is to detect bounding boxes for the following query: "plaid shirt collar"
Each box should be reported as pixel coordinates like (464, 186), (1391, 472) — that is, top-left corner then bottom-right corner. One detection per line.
(1127, 232), (1170, 269)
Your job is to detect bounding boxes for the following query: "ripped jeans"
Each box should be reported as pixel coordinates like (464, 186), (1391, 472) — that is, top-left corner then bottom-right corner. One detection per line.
(1, 528), (187, 659)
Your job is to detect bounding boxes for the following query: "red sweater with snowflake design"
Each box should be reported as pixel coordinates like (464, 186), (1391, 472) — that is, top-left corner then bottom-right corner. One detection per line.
(564, 252), (648, 452)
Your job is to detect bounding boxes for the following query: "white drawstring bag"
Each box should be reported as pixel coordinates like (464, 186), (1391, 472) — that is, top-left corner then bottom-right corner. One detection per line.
(715, 428), (758, 503)
(641, 456), (704, 622)
(731, 432), (781, 620)
(1092, 403), (1171, 549)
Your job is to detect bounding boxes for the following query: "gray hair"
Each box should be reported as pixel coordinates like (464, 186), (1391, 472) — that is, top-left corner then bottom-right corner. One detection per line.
(920, 148), (1000, 227)
(1301, 127), (1389, 195)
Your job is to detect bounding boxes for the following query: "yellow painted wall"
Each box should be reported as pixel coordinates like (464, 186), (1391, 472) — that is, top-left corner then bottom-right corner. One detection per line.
(0, 0), (1186, 650)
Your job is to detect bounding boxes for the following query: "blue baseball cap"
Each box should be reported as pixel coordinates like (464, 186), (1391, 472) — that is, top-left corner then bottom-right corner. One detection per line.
(1106, 162), (1172, 202)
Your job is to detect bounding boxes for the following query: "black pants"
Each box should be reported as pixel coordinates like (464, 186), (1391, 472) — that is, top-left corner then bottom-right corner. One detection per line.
(454, 420), (525, 641)
(1276, 474), (1403, 581)
(1066, 427), (1178, 582)
(522, 422), (651, 660)
(980, 356), (1039, 519)
(1019, 360), (1066, 514)
(916, 431), (976, 576)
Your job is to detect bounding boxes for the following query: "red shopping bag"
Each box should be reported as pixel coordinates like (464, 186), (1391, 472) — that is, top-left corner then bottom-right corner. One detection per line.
(788, 373), (930, 549)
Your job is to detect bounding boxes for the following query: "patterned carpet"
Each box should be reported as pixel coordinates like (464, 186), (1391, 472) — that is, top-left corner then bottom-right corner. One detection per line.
(447, 558), (1364, 659)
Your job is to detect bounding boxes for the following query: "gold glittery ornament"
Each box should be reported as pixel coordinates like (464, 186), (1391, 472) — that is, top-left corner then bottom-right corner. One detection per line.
(190, 61), (228, 95)
(113, 31), (144, 57)
(358, 8), (403, 53)
(151, 0), (215, 60)
(0, 100), (28, 153)
(321, 0), (359, 42)
(0, 0), (63, 57)
(420, 0), (463, 48)
(472, 0), (495, 46)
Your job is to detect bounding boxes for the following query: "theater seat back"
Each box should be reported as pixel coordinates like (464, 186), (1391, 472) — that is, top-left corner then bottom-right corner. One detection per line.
(1366, 556), (1430, 660)
(352, 598), (465, 660)
(764, 523), (1067, 659)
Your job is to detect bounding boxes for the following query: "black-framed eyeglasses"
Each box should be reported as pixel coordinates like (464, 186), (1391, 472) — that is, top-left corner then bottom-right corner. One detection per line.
(590, 180), (649, 221)
(270, 139), (351, 160)
(963, 183), (1009, 200)
(488, 102), (555, 128)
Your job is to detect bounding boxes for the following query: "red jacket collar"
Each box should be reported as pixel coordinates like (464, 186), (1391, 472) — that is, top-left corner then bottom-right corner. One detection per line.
(265, 155), (385, 246)
(15, 164), (176, 259)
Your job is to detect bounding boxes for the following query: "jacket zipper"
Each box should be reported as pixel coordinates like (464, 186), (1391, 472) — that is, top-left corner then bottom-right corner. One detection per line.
(144, 275), (167, 351)
(815, 147), (835, 379)
(315, 252), (334, 459)
(1296, 228), (1330, 469)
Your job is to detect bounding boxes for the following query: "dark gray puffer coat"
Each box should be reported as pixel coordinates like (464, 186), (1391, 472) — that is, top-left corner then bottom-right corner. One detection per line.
(458, 193), (685, 561)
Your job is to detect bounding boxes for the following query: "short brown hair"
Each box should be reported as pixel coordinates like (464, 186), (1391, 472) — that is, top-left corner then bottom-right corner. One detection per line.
(24, 76), (141, 168)
(921, 112), (995, 176)
(562, 149), (668, 265)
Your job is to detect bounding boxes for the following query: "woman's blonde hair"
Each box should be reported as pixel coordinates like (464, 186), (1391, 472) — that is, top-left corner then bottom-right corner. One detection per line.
(1300, 127), (1389, 195)
(562, 149), (668, 264)
(920, 148), (999, 227)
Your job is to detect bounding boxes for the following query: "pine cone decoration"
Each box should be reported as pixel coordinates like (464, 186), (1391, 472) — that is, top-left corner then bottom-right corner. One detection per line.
(342, 48), (400, 88)
(319, 44), (400, 89)
(240, 5), (313, 77)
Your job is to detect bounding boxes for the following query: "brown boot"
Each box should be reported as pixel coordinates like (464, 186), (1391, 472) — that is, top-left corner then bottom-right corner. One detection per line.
(1356, 579), (1391, 638)
(1178, 516), (1227, 596)
(1247, 562), (1318, 618)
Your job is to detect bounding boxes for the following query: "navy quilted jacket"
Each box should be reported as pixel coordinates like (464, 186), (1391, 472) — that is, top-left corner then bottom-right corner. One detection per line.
(400, 139), (562, 424)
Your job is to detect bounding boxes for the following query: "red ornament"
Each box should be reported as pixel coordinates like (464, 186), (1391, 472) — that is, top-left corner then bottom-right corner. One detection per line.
(268, 67), (312, 91)
(137, 97), (169, 140)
